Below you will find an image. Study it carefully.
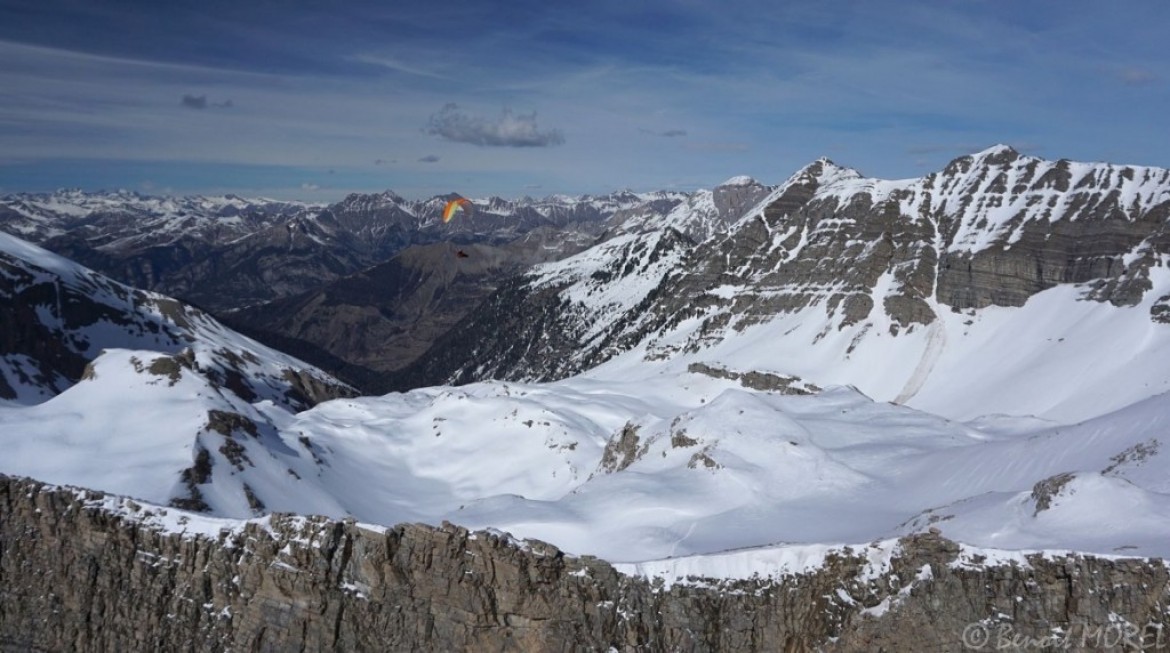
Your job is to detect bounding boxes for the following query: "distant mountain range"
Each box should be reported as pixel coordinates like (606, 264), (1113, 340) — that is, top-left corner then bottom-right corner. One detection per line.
(1, 179), (773, 389)
(0, 185), (764, 312)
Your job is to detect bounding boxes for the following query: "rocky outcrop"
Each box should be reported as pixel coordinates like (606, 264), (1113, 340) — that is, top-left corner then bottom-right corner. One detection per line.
(687, 362), (821, 395)
(597, 423), (645, 473)
(713, 176), (771, 224)
(2, 475), (1168, 652)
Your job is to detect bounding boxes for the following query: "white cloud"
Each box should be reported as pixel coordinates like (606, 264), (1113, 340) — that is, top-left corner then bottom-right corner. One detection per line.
(426, 104), (565, 147)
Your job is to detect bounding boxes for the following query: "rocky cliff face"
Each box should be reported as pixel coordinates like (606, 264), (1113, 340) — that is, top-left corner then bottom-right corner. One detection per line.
(2, 475), (1167, 652)
(931, 148), (1170, 310)
(713, 176), (773, 224)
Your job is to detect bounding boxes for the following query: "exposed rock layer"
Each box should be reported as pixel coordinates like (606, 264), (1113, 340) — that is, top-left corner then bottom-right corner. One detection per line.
(2, 475), (1168, 652)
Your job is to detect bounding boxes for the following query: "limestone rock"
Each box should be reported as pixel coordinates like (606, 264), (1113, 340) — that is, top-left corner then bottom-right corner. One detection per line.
(3, 474), (1168, 652)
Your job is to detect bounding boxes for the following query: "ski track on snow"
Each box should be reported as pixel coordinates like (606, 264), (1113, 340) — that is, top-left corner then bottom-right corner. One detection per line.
(893, 318), (946, 405)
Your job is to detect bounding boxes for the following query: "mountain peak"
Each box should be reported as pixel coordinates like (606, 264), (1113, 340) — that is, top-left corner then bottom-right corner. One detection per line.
(787, 157), (862, 188)
(940, 144), (1025, 177)
(970, 144), (1022, 164)
(339, 190), (405, 205)
(718, 175), (761, 188)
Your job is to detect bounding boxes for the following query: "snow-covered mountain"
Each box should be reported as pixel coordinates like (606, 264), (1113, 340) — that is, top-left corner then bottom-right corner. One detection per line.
(0, 187), (733, 313)
(5, 327), (1170, 563)
(0, 230), (360, 510)
(0, 189), (344, 311)
(0, 230), (352, 407)
(604, 176), (772, 242)
(408, 145), (1170, 423)
(4, 146), (1170, 588)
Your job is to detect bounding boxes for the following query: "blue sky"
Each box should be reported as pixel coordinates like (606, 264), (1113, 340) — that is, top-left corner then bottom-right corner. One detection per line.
(1, 0), (1167, 200)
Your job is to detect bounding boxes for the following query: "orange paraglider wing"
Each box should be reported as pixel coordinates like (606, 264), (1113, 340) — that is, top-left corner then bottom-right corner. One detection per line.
(442, 198), (471, 223)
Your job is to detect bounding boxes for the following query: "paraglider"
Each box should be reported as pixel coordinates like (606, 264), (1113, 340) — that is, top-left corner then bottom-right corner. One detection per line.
(442, 197), (474, 260)
(442, 197), (472, 223)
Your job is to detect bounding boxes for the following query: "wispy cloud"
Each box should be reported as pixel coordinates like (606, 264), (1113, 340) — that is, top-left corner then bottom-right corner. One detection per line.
(640, 127), (687, 137)
(181, 94), (208, 109)
(418, 154), (440, 163)
(351, 54), (450, 80)
(425, 104), (565, 147)
(180, 94), (233, 110)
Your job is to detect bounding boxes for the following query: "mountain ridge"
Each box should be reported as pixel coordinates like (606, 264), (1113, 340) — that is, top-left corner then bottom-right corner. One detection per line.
(400, 146), (1170, 422)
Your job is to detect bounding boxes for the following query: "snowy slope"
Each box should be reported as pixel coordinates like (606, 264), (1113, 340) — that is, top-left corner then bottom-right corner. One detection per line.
(4, 149), (1170, 584)
(0, 230), (356, 511)
(591, 262), (1170, 424)
(526, 229), (693, 351)
(6, 359), (1170, 569)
